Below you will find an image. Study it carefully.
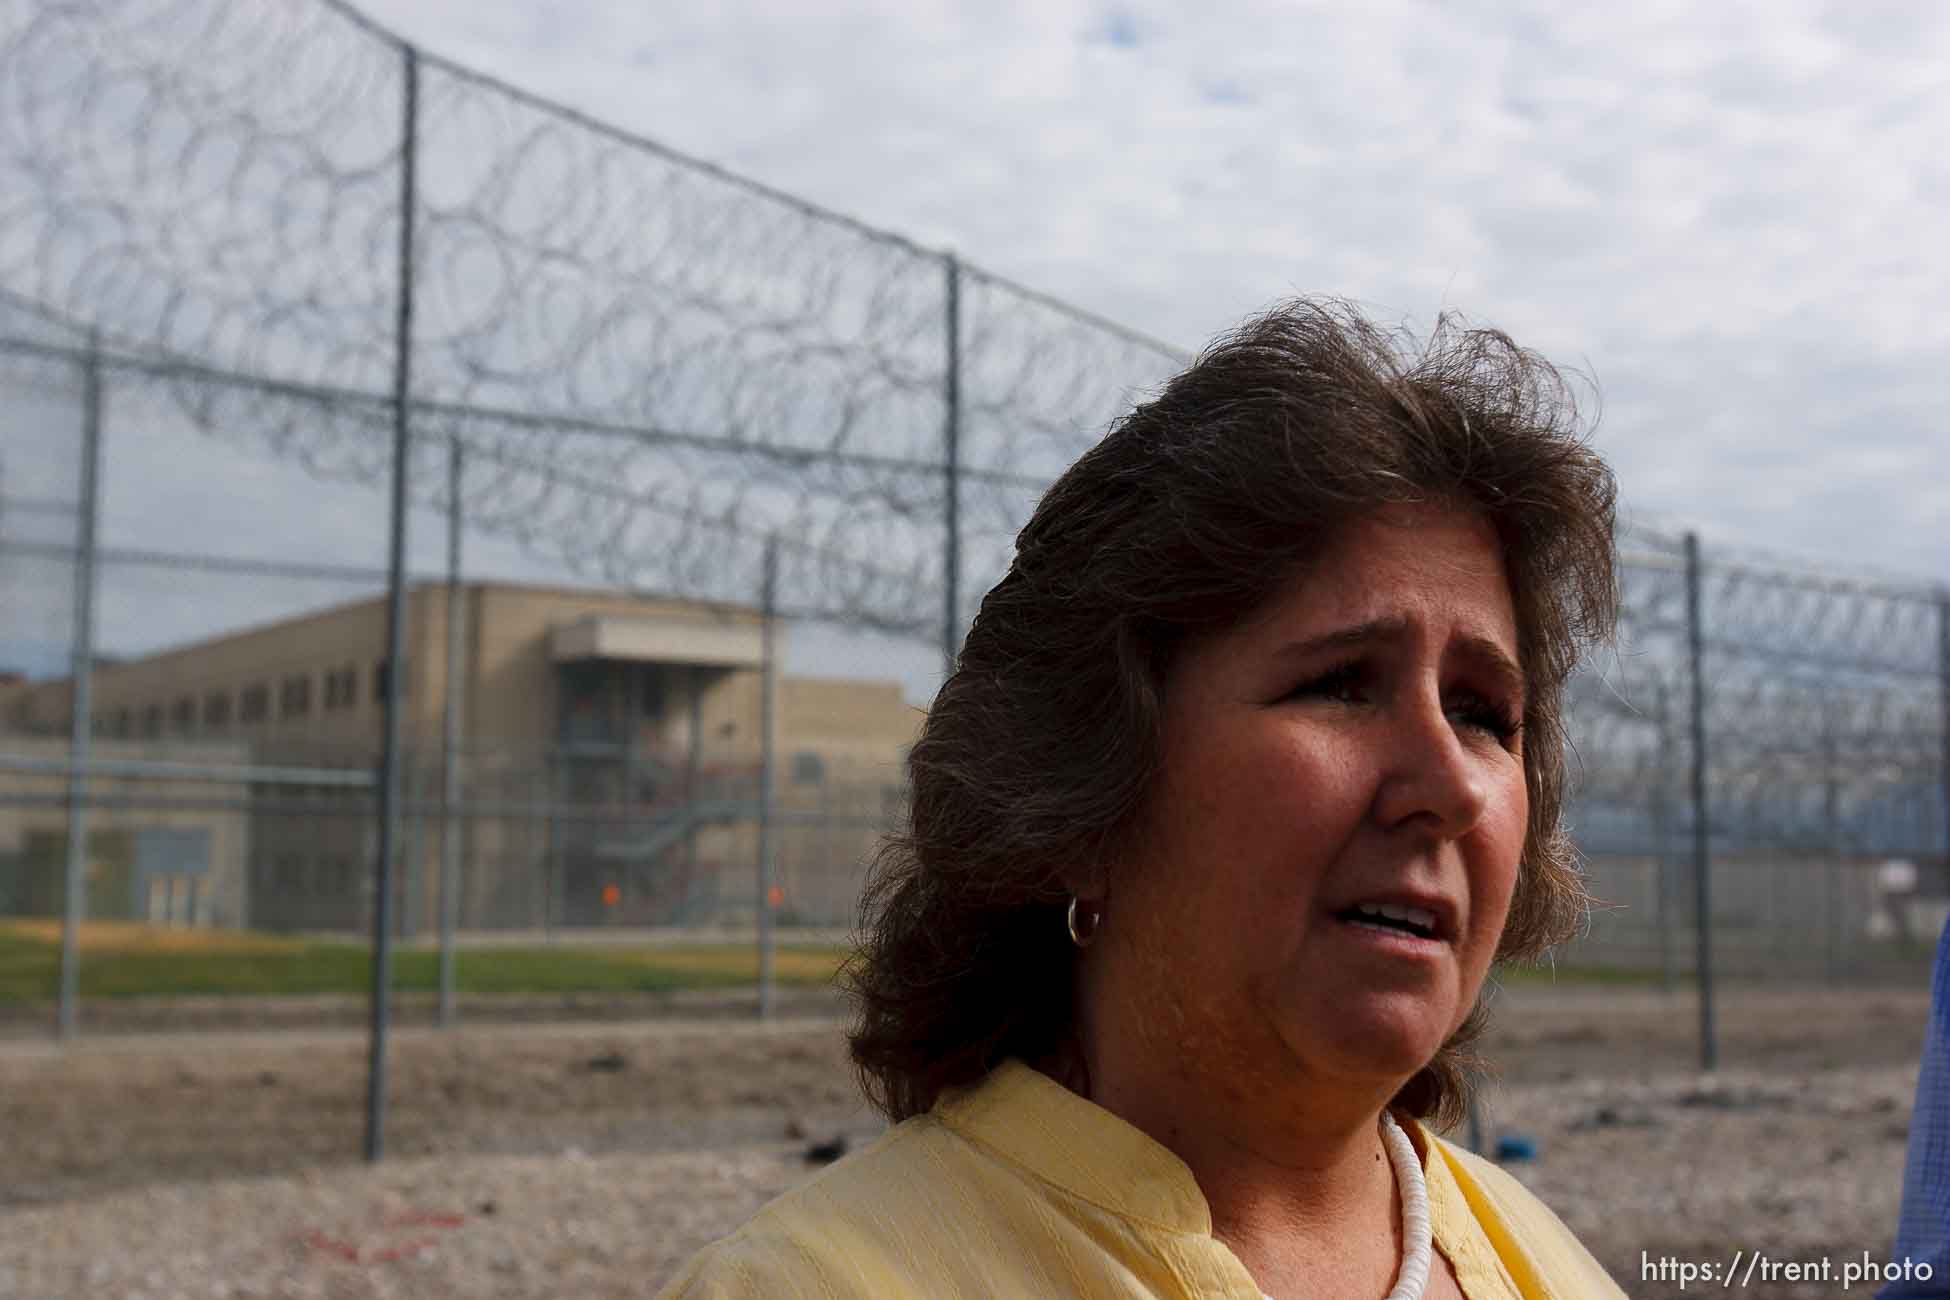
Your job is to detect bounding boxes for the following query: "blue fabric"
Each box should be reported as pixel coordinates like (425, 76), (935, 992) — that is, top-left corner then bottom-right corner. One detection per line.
(1884, 914), (1950, 1298)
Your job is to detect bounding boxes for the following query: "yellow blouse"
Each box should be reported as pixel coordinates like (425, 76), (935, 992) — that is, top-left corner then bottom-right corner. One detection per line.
(659, 1059), (1624, 1299)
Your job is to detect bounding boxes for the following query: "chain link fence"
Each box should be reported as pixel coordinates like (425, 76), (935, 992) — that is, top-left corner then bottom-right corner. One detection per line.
(0, 0), (1946, 1157)
(1564, 529), (1946, 1012)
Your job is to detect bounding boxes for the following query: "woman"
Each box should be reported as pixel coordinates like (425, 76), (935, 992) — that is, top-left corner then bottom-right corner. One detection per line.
(662, 298), (1626, 1298)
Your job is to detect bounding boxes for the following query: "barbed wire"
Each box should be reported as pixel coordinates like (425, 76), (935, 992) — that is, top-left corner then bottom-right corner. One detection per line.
(0, 0), (1183, 638)
(0, 315), (945, 634)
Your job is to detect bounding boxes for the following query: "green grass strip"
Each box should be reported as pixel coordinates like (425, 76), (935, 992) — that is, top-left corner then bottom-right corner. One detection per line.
(0, 923), (845, 1002)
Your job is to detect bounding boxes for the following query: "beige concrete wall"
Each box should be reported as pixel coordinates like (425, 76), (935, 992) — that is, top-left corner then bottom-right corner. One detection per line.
(0, 676), (32, 731)
(2, 676), (75, 736)
(7, 583), (918, 767)
(2, 582), (922, 933)
(19, 592), (406, 761)
(780, 676), (919, 768)
(0, 736), (252, 926)
(464, 585), (769, 753)
(375, 584), (914, 932)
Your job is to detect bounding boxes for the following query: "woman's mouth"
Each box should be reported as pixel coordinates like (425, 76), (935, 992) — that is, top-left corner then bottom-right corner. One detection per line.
(1332, 901), (1447, 946)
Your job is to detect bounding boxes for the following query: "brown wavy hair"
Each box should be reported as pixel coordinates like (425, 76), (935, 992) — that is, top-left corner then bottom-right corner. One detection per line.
(845, 297), (1618, 1130)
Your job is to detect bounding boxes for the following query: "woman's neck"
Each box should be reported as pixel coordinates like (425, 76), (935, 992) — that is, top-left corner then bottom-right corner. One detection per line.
(1070, 1035), (1412, 1296)
(1088, 1059), (1398, 1223)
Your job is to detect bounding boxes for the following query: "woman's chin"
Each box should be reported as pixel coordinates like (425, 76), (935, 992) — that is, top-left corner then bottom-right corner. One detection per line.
(1282, 995), (1456, 1090)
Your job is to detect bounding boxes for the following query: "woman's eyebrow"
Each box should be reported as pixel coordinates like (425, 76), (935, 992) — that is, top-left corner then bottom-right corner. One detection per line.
(1273, 618), (1526, 701)
(1270, 616), (1411, 661)
(1453, 635), (1528, 705)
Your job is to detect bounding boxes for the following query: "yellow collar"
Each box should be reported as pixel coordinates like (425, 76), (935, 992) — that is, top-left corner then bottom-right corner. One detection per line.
(933, 1059), (1214, 1232)
(933, 1059), (1442, 1238)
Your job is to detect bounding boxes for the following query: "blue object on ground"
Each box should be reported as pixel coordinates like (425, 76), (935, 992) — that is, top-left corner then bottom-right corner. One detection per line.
(1494, 1134), (1537, 1163)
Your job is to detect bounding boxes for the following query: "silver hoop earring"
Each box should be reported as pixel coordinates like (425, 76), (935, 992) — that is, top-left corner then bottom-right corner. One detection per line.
(1066, 896), (1101, 948)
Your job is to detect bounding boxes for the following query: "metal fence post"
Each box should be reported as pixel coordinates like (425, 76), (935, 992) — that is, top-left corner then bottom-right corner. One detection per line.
(1685, 531), (1716, 1071)
(941, 252), (961, 683)
(1822, 694), (1841, 982)
(402, 751), (423, 940)
(757, 533), (780, 1019)
(438, 436), (464, 1026)
(544, 753), (561, 940)
(686, 664), (702, 896)
(1651, 677), (1673, 992)
(1939, 589), (1950, 898)
(366, 39), (418, 1165)
(527, 760), (545, 931)
(818, 768), (835, 926)
(57, 334), (103, 1042)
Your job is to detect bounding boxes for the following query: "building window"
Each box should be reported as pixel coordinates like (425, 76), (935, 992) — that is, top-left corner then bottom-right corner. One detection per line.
(280, 673), (312, 719)
(239, 683), (270, 724)
(373, 658), (407, 704)
(113, 708), (132, 738)
(203, 691), (230, 729)
(323, 664), (356, 712)
(791, 751), (825, 785)
(171, 696), (195, 732)
(141, 704), (163, 738)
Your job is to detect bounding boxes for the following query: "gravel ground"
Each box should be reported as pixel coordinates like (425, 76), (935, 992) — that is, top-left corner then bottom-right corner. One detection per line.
(0, 983), (1932, 1299)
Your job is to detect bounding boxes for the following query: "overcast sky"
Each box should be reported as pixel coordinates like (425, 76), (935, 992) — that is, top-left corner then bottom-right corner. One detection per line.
(5, 1), (1945, 704)
(349, 0), (1947, 594)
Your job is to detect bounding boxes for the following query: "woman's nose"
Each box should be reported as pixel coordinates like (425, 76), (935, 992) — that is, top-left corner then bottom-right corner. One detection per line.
(1371, 685), (1490, 838)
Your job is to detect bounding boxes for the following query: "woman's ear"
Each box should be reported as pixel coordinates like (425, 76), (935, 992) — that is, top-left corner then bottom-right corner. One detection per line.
(1056, 857), (1110, 905)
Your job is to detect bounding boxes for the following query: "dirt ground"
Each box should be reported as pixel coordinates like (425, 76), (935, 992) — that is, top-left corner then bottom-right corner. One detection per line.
(0, 982), (1935, 1298)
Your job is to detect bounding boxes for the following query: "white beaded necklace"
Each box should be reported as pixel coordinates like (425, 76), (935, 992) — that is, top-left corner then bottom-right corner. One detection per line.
(1260, 1111), (1431, 1300)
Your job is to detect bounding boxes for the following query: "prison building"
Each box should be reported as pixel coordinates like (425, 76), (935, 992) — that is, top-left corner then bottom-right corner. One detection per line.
(0, 583), (921, 934)
(0, 731), (252, 928)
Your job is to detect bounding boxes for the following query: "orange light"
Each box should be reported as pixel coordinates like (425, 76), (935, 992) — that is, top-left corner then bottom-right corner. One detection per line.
(601, 884), (621, 908)
(767, 885), (785, 908)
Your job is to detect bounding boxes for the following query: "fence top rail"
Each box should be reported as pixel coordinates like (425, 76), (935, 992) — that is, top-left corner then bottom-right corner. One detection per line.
(0, 752), (377, 787)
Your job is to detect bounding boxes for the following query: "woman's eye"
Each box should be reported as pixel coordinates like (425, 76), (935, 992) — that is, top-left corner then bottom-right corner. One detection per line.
(1449, 693), (1523, 742)
(1289, 664), (1366, 703)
